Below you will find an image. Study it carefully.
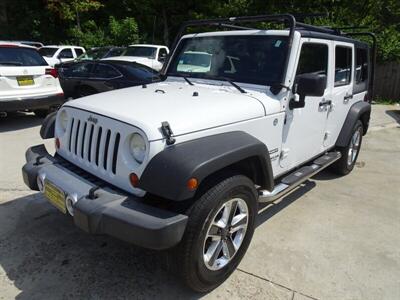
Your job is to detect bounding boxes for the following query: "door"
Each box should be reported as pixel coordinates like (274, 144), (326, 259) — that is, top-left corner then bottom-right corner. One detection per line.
(323, 42), (354, 148)
(89, 63), (123, 92)
(279, 40), (332, 172)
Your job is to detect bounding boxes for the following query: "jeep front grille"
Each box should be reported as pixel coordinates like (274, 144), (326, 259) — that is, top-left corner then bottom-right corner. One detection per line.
(67, 117), (121, 174)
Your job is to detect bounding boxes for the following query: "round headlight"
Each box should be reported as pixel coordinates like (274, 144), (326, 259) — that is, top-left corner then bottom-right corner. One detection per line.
(59, 110), (68, 132)
(130, 133), (146, 163)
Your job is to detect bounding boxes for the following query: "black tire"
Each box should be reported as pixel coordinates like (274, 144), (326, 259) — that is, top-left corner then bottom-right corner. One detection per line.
(331, 120), (364, 175)
(172, 174), (258, 292)
(75, 86), (97, 98)
(34, 109), (50, 118)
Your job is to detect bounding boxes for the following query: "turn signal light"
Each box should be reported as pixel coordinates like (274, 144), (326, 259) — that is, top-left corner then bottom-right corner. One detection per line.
(187, 178), (198, 191)
(129, 173), (139, 188)
(45, 68), (58, 78)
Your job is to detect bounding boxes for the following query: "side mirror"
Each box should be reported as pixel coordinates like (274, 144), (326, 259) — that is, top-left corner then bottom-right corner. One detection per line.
(158, 53), (168, 62)
(290, 73), (327, 109)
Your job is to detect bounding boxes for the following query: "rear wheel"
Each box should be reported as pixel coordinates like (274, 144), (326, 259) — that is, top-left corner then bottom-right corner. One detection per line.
(172, 175), (257, 292)
(331, 120), (364, 175)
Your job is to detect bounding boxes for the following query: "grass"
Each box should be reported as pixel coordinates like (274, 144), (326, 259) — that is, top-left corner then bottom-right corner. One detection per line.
(373, 97), (400, 105)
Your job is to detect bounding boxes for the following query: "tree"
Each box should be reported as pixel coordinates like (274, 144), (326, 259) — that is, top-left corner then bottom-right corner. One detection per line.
(46, 0), (103, 31)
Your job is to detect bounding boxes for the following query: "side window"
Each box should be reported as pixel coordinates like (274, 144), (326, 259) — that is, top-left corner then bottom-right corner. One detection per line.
(59, 49), (74, 59)
(75, 48), (84, 57)
(65, 62), (94, 77)
(296, 43), (328, 76)
(158, 48), (168, 61)
(335, 46), (352, 86)
(92, 64), (121, 79)
(355, 47), (368, 84)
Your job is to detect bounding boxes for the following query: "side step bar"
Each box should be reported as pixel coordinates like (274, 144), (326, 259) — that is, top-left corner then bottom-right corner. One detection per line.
(258, 151), (341, 202)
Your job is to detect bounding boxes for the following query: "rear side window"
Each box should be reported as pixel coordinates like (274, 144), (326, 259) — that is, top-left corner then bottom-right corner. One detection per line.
(335, 46), (352, 86)
(296, 43), (328, 76)
(75, 48), (84, 57)
(0, 47), (47, 66)
(92, 64), (121, 78)
(355, 48), (368, 84)
(59, 49), (74, 59)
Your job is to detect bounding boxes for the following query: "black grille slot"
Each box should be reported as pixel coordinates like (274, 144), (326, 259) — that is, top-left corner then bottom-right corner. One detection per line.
(112, 133), (120, 174)
(103, 130), (111, 170)
(88, 124), (94, 162)
(95, 127), (102, 166)
(74, 120), (80, 155)
(81, 122), (87, 158)
(68, 118), (74, 151)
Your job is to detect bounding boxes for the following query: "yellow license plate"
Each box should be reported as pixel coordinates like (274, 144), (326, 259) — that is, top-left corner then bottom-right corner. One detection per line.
(44, 180), (66, 214)
(17, 76), (34, 86)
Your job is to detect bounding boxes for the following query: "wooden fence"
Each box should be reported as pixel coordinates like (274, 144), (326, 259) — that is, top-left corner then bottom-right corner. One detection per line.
(374, 62), (400, 101)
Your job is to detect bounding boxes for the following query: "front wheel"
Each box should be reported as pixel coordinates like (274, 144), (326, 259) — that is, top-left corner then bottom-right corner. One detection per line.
(173, 175), (258, 292)
(331, 120), (364, 175)
(33, 109), (50, 118)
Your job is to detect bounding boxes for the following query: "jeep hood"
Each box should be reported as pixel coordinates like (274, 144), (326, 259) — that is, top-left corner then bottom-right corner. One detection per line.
(65, 80), (266, 141)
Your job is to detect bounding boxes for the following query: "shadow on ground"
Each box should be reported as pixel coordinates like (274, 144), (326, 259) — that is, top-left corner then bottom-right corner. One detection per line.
(0, 112), (43, 133)
(0, 193), (199, 299)
(0, 179), (323, 299)
(386, 109), (400, 125)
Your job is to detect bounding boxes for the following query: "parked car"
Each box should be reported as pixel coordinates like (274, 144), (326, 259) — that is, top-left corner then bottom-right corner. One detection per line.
(59, 60), (160, 99)
(0, 40), (44, 48)
(0, 42), (64, 117)
(22, 14), (374, 292)
(39, 45), (86, 67)
(103, 44), (169, 71)
(55, 46), (126, 73)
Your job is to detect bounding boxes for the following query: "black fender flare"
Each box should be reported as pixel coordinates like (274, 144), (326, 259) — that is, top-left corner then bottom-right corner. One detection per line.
(40, 111), (57, 139)
(138, 131), (274, 201)
(336, 101), (371, 147)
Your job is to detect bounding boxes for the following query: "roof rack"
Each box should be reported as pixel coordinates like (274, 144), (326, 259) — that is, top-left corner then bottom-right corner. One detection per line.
(166, 14), (375, 95)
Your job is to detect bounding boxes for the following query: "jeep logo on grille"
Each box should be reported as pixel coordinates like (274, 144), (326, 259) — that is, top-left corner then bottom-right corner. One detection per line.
(87, 116), (98, 124)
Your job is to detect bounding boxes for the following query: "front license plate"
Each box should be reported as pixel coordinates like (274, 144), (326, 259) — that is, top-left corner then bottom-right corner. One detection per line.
(17, 76), (34, 86)
(44, 180), (66, 214)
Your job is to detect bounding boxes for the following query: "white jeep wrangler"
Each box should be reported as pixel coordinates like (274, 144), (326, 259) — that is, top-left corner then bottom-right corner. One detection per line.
(22, 15), (375, 292)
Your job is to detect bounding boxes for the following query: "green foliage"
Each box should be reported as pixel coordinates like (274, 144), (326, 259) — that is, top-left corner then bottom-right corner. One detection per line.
(0, 0), (399, 62)
(108, 17), (139, 46)
(46, 0), (103, 21)
(67, 17), (140, 49)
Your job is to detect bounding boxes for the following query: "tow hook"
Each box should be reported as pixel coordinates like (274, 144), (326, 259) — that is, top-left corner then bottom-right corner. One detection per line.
(161, 121), (176, 145)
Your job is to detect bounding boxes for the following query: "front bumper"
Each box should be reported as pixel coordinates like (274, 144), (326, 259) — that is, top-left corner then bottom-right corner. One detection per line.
(0, 93), (65, 112)
(22, 145), (188, 250)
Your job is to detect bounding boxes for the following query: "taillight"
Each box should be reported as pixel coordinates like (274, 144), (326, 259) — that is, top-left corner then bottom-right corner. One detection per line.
(45, 68), (58, 78)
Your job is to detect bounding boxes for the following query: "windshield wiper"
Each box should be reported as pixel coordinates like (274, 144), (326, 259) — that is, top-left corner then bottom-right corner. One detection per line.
(183, 76), (194, 86)
(204, 75), (246, 93)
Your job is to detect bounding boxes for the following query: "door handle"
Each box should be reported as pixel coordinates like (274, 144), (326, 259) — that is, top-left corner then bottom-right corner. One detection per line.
(344, 94), (353, 102)
(319, 100), (332, 107)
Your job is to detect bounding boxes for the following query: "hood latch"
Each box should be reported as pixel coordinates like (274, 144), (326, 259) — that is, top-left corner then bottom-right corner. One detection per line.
(161, 121), (176, 145)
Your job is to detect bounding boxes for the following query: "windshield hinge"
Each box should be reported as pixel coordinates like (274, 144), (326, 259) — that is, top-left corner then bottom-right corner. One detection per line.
(161, 121), (176, 145)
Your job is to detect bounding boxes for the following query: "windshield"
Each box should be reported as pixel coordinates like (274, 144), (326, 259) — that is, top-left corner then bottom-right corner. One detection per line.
(123, 46), (157, 59)
(77, 48), (109, 61)
(167, 35), (288, 86)
(38, 47), (58, 57)
(0, 47), (47, 66)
